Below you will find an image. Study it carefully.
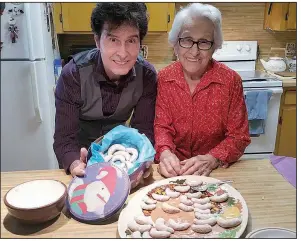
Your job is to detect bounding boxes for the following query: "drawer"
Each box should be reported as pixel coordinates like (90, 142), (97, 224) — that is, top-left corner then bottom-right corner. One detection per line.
(284, 91), (296, 105)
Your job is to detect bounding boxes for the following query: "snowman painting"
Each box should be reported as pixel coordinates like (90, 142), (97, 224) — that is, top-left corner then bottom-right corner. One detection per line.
(69, 165), (123, 216)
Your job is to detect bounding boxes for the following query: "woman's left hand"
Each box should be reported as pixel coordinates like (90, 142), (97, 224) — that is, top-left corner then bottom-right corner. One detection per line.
(180, 154), (220, 176)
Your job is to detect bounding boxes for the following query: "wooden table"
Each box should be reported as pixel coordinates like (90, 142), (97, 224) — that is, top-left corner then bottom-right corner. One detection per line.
(1, 160), (296, 238)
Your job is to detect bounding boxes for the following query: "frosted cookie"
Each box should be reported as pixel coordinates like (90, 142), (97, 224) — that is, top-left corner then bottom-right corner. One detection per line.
(194, 208), (211, 214)
(149, 228), (171, 238)
(142, 231), (152, 238)
(126, 148), (138, 163)
(131, 231), (142, 238)
(193, 217), (217, 226)
(185, 179), (203, 187)
(191, 197), (210, 204)
(142, 195), (157, 205)
(174, 185), (190, 193)
(195, 213), (214, 220)
(141, 202), (156, 211)
(165, 188), (180, 198)
(108, 144), (126, 155)
(155, 218), (174, 233)
(178, 203), (194, 212)
(186, 192), (202, 199)
(162, 202), (180, 214)
(210, 193), (229, 203)
(191, 224), (212, 234)
(180, 195), (193, 206)
(128, 220), (152, 233)
(151, 193), (170, 202)
(193, 202), (212, 210)
(168, 219), (190, 231)
(217, 217), (242, 228)
(134, 215), (154, 225)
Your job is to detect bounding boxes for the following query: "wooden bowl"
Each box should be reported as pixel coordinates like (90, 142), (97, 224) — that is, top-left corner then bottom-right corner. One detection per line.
(4, 179), (67, 224)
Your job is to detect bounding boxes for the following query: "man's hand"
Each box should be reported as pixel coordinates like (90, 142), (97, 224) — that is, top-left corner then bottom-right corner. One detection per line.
(180, 154), (220, 176)
(158, 150), (181, 178)
(70, 148), (88, 177)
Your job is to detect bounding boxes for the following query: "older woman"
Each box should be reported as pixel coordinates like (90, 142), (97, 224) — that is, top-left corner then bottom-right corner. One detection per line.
(154, 3), (251, 178)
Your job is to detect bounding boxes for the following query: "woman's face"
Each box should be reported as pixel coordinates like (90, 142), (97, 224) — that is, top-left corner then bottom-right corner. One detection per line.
(175, 17), (215, 77)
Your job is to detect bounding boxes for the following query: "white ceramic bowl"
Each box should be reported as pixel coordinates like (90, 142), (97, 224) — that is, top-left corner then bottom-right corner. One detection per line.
(246, 227), (296, 238)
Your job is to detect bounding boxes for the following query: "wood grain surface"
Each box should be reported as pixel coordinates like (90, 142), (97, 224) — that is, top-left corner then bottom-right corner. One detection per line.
(282, 79), (296, 88)
(1, 160), (296, 238)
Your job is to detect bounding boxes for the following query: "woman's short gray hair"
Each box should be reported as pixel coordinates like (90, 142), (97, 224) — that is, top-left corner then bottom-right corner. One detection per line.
(168, 3), (223, 50)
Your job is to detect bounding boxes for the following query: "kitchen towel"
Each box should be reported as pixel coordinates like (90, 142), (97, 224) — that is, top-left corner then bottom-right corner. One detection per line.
(244, 90), (272, 135)
(269, 154), (296, 188)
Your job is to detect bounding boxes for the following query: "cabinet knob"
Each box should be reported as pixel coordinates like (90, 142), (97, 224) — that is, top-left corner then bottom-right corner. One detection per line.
(278, 116), (283, 125)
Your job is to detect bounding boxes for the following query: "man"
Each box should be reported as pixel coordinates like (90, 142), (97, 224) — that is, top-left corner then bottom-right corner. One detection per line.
(53, 3), (157, 176)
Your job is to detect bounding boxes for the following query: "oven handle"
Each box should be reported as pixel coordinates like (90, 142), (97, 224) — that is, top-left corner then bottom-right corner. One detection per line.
(243, 88), (283, 95)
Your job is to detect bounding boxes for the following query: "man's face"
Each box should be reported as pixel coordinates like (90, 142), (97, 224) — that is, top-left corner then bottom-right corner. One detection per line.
(95, 23), (140, 80)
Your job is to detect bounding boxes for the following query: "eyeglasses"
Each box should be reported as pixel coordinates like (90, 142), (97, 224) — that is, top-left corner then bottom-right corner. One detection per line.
(178, 37), (214, 50)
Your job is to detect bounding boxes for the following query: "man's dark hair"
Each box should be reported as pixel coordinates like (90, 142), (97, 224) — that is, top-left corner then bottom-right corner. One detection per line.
(91, 3), (149, 41)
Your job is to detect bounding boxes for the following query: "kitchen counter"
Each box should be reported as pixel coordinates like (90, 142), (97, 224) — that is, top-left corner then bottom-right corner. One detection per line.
(1, 160), (296, 238)
(152, 63), (297, 88)
(282, 78), (296, 88)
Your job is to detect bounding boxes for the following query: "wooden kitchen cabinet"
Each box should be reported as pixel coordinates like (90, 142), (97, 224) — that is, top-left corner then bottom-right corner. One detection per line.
(286, 3), (297, 30)
(263, 2), (296, 31)
(53, 3), (175, 33)
(61, 3), (96, 32)
(145, 3), (174, 32)
(275, 88), (296, 157)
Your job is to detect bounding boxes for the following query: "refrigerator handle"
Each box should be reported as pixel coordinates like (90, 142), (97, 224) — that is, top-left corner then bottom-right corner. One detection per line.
(30, 62), (43, 123)
(24, 4), (35, 60)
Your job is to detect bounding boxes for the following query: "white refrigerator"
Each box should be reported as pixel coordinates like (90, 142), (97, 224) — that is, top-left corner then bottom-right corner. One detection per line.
(1, 3), (59, 171)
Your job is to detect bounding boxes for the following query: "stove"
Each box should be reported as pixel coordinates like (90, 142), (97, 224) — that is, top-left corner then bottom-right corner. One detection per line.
(238, 70), (282, 88)
(213, 41), (283, 160)
(213, 41), (282, 88)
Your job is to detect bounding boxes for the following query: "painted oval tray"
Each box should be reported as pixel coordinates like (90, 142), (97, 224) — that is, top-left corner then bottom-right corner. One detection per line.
(118, 175), (248, 238)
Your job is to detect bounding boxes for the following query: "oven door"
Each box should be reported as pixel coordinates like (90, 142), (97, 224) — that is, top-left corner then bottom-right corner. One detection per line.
(243, 87), (283, 156)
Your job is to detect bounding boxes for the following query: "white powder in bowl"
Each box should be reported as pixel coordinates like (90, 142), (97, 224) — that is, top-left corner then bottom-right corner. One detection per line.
(6, 180), (66, 209)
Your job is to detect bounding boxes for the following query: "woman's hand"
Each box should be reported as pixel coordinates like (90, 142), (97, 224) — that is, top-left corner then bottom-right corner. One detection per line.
(180, 154), (220, 176)
(70, 148), (88, 177)
(158, 150), (181, 178)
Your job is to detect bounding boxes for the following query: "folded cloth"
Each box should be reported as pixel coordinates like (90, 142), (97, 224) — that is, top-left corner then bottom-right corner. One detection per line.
(245, 90), (272, 134)
(269, 154), (296, 188)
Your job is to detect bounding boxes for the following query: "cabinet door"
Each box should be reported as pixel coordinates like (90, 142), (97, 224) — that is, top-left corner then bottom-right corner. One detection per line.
(61, 3), (96, 32)
(286, 3), (296, 30)
(59, 3), (174, 33)
(277, 106), (296, 157)
(264, 3), (289, 31)
(146, 3), (169, 31)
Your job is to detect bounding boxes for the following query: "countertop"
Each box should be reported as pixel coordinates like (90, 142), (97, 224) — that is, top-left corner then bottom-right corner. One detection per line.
(153, 63), (296, 88)
(1, 160), (296, 238)
(282, 78), (296, 88)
